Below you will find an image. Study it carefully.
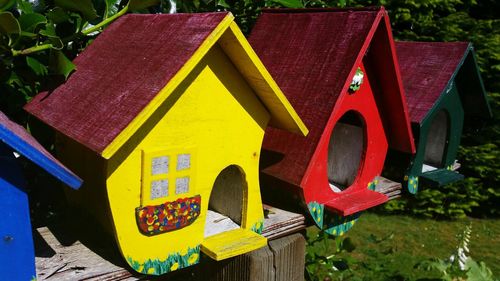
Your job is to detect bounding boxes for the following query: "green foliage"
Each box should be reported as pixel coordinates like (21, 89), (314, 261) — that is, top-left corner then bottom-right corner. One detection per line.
(383, 177), (490, 218)
(416, 224), (498, 281)
(0, 0), (158, 122)
(305, 230), (357, 281)
(306, 215), (500, 280)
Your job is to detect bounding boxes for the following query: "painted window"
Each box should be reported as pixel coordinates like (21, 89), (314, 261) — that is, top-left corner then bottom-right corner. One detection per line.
(141, 149), (195, 205)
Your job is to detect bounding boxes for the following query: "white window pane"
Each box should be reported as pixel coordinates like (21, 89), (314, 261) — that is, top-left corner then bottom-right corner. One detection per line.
(151, 179), (168, 199)
(152, 156), (169, 175)
(176, 177), (189, 194)
(177, 154), (191, 171)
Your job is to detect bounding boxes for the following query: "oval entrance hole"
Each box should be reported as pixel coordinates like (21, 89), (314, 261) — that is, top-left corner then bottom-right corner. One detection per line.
(422, 110), (450, 172)
(205, 165), (245, 237)
(327, 111), (366, 193)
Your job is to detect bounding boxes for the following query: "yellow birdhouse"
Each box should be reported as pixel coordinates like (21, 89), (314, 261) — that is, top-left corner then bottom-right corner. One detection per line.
(24, 12), (307, 275)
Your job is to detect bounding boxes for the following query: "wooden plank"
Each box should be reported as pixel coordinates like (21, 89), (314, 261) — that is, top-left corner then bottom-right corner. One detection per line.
(200, 233), (305, 281)
(200, 245), (275, 281)
(269, 234), (305, 281)
(35, 227), (137, 281)
(262, 204), (306, 239)
(324, 189), (388, 216)
(35, 205), (305, 280)
(200, 229), (267, 261)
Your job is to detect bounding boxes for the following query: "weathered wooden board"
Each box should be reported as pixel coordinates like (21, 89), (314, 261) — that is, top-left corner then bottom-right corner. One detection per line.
(373, 176), (402, 200)
(262, 204), (306, 240)
(35, 205), (305, 280)
(35, 227), (138, 281)
(200, 233), (305, 281)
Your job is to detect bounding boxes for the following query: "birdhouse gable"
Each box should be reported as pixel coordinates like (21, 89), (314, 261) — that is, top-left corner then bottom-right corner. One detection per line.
(396, 41), (491, 192)
(24, 12), (307, 160)
(250, 7), (415, 188)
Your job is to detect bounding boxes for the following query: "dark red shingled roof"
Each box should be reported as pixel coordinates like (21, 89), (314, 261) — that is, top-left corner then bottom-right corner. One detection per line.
(249, 8), (381, 186)
(25, 13), (228, 155)
(396, 41), (469, 123)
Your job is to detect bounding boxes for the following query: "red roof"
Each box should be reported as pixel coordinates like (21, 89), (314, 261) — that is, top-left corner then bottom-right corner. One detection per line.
(396, 41), (469, 123)
(25, 13), (228, 154)
(249, 8), (414, 186)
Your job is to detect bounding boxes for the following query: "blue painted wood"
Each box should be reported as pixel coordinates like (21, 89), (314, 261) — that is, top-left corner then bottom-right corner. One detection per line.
(0, 143), (36, 281)
(0, 122), (82, 189)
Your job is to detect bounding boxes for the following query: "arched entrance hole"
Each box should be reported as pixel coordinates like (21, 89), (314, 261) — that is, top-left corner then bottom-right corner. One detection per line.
(422, 110), (450, 172)
(327, 111), (366, 193)
(205, 165), (246, 237)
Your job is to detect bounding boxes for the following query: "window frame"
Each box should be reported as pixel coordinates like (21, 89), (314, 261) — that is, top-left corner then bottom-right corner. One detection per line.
(141, 148), (195, 206)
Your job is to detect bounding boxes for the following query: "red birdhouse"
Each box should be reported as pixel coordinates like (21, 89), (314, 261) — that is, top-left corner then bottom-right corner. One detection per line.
(250, 7), (416, 235)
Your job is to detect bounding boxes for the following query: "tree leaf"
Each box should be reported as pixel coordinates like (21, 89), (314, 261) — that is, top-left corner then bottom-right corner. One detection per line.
(128, 0), (160, 10)
(54, 0), (97, 20)
(18, 12), (47, 32)
(46, 36), (63, 49)
(217, 0), (230, 8)
(267, 0), (303, 8)
(46, 7), (70, 24)
(39, 23), (56, 36)
(0, 11), (20, 44)
(26, 56), (48, 76)
(49, 50), (75, 79)
(0, 0), (15, 11)
(16, 0), (33, 14)
(104, 0), (121, 19)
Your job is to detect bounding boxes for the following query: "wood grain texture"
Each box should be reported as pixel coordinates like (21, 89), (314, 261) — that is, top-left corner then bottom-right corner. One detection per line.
(268, 233), (305, 281)
(327, 122), (364, 188)
(262, 204), (306, 240)
(209, 165), (245, 225)
(373, 176), (402, 200)
(35, 226), (137, 281)
(34, 205), (305, 280)
(396, 41), (469, 123)
(200, 233), (305, 281)
(200, 245), (275, 281)
(423, 110), (449, 167)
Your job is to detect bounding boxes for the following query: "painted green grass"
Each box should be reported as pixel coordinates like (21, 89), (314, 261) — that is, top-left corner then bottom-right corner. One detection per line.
(306, 212), (499, 280)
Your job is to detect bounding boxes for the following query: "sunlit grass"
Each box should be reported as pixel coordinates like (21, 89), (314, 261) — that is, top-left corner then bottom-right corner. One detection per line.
(306, 212), (499, 280)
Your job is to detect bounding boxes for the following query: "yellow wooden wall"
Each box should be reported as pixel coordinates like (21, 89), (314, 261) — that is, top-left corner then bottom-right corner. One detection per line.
(102, 44), (270, 273)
